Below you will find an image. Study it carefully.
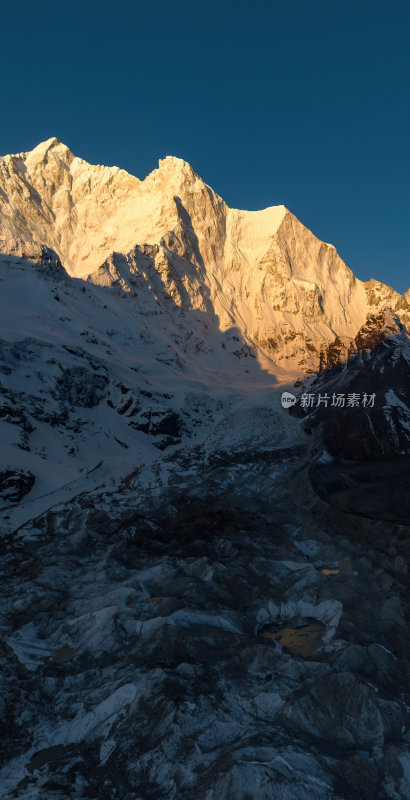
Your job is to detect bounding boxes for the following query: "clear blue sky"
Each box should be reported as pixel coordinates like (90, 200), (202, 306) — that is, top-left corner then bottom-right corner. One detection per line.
(1, 0), (409, 292)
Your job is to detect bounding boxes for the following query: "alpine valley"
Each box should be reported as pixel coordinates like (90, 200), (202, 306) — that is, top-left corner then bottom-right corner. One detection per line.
(1, 138), (410, 800)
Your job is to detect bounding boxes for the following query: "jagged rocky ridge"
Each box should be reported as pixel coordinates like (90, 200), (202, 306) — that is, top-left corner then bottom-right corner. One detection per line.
(1, 137), (409, 378)
(299, 308), (410, 460)
(294, 309), (410, 531)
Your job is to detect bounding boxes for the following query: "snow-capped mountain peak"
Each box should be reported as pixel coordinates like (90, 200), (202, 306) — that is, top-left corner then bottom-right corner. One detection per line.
(0, 138), (409, 516)
(0, 138), (408, 379)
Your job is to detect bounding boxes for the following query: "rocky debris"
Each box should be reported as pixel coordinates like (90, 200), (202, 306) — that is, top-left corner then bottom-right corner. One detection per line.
(0, 388), (35, 451)
(52, 366), (109, 408)
(280, 669), (399, 752)
(150, 410), (181, 438)
(0, 467), (35, 507)
(1, 442), (410, 799)
(127, 408), (182, 448)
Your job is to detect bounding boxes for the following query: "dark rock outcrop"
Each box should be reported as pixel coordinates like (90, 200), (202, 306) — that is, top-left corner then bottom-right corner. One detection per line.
(301, 309), (410, 460)
(0, 467), (35, 506)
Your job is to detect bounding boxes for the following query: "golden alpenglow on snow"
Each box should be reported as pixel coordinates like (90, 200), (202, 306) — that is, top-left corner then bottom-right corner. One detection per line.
(0, 138), (408, 379)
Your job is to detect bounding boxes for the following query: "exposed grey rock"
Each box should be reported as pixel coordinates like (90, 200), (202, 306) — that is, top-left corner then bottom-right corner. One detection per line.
(0, 468), (35, 506)
(53, 366), (108, 408)
(301, 310), (410, 461)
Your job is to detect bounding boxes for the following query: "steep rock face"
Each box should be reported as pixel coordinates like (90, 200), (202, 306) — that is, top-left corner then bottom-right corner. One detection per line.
(234, 211), (367, 372)
(1, 138), (408, 376)
(0, 140), (224, 279)
(364, 279), (410, 333)
(300, 309), (410, 460)
(0, 467), (35, 507)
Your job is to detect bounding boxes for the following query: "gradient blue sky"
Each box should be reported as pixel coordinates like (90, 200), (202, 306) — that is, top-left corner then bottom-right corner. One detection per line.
(1, 0), (409, 291)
